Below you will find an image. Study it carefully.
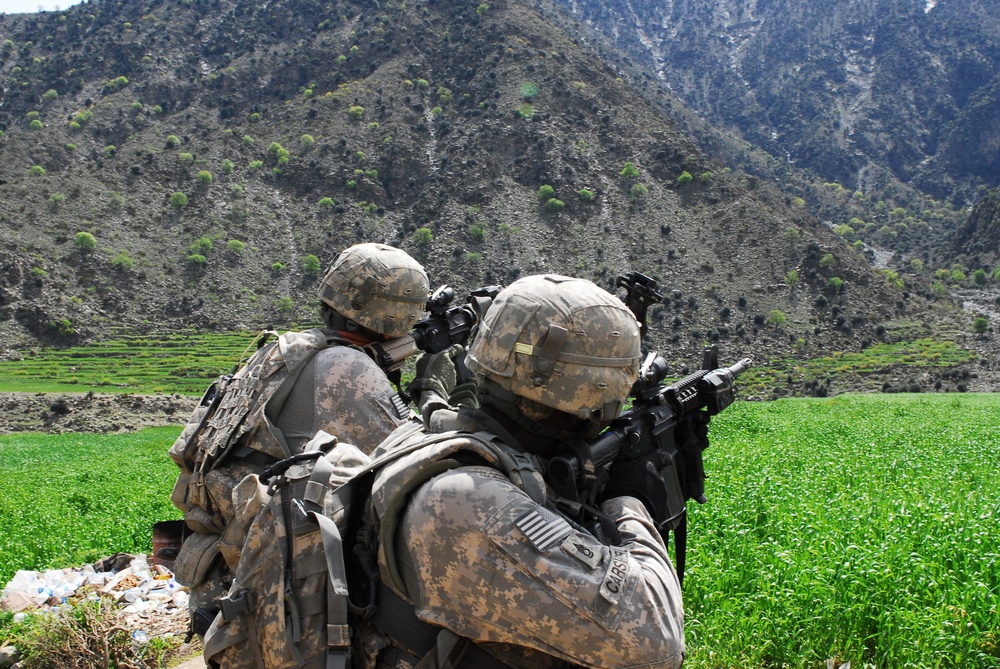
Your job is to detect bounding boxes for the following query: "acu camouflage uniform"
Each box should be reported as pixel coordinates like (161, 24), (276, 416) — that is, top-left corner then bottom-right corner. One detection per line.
(358, 275), (686, 669)
(169, 243), (428, 634)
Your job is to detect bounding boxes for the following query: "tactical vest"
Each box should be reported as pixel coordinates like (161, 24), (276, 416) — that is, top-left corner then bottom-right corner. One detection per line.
(169, 329), (349, 588)
(202, 418), (546, 669)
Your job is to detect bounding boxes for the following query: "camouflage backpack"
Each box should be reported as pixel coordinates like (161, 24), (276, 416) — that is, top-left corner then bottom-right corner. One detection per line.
(168, 329), (350, 591)
(202, 420), (546, 669)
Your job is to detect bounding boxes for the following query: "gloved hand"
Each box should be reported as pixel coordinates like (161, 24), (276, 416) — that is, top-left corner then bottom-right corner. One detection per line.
(599, 452), (672, 522)
(408, 344), (462, 406)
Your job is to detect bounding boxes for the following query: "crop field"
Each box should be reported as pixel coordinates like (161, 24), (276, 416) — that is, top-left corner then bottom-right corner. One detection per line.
(0, 332), (977, 398)
(1, 396), (998, 668)
(0, 330), (273, 394)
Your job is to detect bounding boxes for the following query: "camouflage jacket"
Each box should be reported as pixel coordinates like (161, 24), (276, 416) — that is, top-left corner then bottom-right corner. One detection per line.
(364, 408), (687, 669)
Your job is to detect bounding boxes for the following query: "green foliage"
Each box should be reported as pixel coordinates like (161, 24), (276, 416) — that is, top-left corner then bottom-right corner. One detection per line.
(177, 151), (193, 164)
(107, 75), (128, 89)
(620, 162), (639, 179)
(300, 133), (315, 146)
(832, 224), (855, 238)
(0, 428), (184, 587)
(165, 134), (181, 147)
(766, 309), (786, 326)
(190, 237), (213, 254)
(249, 112), (261, 123)
(972, 268), (988, 286)
(348, 105), (365, 120)
(578, 188), (594, 202)
(519, 82), (539, 99)
(431, 106), (443, 116)
(169, 191), (188, 208)
(417, 79), (430, 89)
(267, 142), (290, 165)
(248, 160), (263, 170)
(676, 170), (693, 185)
(792, 196), (806, 208)
(28, 165), (46, 176)
(276, 296), (295, 314)
(26, 110), (40, 120)
(187, 253), (206, 265)
(468, 223), (486, 241)
(111, 251), (134, 271)
(476, 3), (489, 15)
(41, 88), (58, 102)
(699, 171), (714, 183)
(318, 197), (335, 209)
(827, 276), (844, 293)
(537, 184), (555, 203)
(687, 395), (1000, 668)
(544, 198), (565, 213)
(630, 183), (648, 198)
(222, 158), (234, 174)
(909, 258), (924, 272)
(973, 317), (989, 334)
(413, 227), (434, 247)
(785, 269), (800, 285)
(103, 145), (116, 157)
(437, 86), (453, 104)
(784, 227), (801, 242)
(301, 254), (322, 274)
(48, 193), (66, 209)
(242, 135), (254, 146)
(29, 118), (43, 130)
(951, 269), (966, 283)
(883, 269), (904, 289)
(74, 231), (96, 252)
(226, 239), (246, 253)
(517, 103), (534, 119)
(197, 170), (213, 184)
(818, 252), (836, 268)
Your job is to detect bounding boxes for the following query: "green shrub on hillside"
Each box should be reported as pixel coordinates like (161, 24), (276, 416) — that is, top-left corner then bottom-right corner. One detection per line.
(226, 240), (246, 253)
(165, 134), (181, 148)
(190, 237), (213, 254)
(537, 184), (555, 203)
(620, 162), (639, 179)
(74, 232), (96, 252)
(348, 105), (365, 120)
(197, 170), (213, 184)
(301, 254), (322, 274)
(170, 192), (188, 208)
(28, 165), (46, 176)
(413, 228), (433, 247)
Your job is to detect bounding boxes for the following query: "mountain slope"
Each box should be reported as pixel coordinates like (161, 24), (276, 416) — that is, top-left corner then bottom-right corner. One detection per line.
(0, 0), (963, 392)
(551, 0), (1000, 205)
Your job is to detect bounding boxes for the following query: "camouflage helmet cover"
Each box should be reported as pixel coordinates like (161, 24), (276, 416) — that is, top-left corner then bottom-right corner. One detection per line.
(466, 274), (642, 420)
(317, 243), (429, 337)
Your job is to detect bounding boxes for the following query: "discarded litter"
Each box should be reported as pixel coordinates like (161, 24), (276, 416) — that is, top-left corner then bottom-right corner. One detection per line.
(1, 553), (190, 638)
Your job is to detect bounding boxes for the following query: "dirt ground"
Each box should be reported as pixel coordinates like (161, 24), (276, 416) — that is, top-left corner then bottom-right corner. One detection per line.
(0, 392), (197, 434)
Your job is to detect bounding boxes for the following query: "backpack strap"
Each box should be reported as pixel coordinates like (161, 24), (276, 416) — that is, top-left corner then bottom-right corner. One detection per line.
(310, 512), (352, 669)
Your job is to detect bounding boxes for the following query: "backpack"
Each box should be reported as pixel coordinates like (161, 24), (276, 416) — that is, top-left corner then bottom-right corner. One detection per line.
(202, 420), (546, 669)
(168, 329), (346, 591)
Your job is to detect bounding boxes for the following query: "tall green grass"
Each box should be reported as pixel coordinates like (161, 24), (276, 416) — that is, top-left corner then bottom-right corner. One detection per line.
(1, 397), (997, 668)
(686, 394), (1000, 668)
(0, 428), (182, 586)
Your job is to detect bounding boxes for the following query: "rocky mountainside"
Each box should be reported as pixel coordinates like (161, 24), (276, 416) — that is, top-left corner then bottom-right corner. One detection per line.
(0, 0), (975, 391)
(552, 0), (1000, 203)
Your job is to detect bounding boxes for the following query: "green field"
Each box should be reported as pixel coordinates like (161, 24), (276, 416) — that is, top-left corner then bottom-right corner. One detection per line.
(1, 396), (998, 668)
(0, 330), (270, 394)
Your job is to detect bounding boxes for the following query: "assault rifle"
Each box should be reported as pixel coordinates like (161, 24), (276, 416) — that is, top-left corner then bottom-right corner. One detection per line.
(548, 272), (751, 583)
(363, 283), (501, 374)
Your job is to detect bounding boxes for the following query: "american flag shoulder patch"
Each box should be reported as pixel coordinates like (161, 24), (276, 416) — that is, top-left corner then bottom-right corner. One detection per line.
(514, 507), (573, 552)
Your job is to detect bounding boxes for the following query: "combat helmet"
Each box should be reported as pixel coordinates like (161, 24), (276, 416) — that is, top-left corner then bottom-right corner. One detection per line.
(466, 274), (642, 421)
(318, 243), (429, 338)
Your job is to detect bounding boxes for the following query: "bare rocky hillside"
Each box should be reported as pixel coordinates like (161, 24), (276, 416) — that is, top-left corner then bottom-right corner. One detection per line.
(0, 0), (992, 395)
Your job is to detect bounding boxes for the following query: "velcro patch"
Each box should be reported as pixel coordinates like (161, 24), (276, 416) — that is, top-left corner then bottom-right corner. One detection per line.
(514, 508), (573, 552)
(561, 535), (603, 570)
(599, 546), (630, 606)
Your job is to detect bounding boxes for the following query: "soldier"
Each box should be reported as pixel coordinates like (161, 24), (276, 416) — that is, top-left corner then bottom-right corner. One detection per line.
(169, 242), (430, 638)
(357, 274), (686, 668)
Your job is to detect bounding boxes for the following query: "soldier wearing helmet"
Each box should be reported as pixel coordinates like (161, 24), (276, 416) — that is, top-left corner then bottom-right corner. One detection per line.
(170, 242), (431, 638)
(354, 274), (686, 668)
(272, 242), (430, 452)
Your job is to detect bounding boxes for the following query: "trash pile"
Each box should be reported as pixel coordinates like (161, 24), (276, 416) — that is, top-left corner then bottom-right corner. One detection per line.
(1, 553), (190, 639)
